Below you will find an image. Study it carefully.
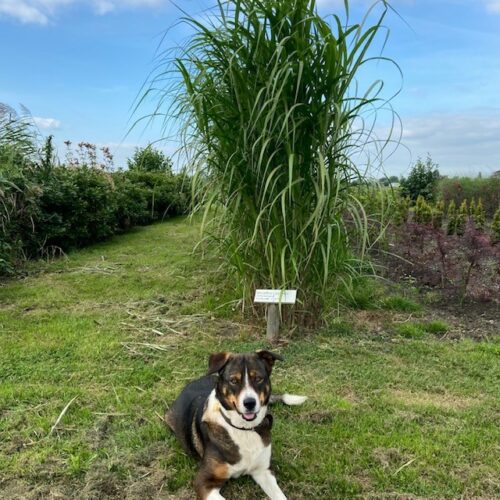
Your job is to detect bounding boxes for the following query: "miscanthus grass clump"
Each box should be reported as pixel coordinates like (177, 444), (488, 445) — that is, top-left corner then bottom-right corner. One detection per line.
(145, 0), (399, 325)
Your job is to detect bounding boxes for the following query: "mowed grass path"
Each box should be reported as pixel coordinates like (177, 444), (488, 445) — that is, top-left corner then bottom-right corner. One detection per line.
(1, 219), (499, 499)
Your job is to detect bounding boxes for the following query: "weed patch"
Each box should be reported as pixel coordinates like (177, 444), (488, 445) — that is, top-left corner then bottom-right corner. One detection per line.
(381, 296), (422, 313)
(394, 322), (426, 339)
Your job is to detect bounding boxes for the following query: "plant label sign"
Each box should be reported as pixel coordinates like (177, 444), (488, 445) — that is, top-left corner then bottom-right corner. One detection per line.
(254, 289), (297, 304)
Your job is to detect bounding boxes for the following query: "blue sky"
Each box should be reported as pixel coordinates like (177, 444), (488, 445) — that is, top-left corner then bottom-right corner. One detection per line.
(1, 0), (499, 177)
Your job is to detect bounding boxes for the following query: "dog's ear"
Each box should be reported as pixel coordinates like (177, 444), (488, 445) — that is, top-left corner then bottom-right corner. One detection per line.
(207, 352), (232, 375)
(256, 350), (284, 374)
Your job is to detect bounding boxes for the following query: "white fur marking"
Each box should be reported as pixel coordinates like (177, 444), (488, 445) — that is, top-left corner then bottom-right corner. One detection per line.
(252, 469), (287, 500)
(281, 394), (308, 405)
(206, 489), (225, 500)
(202, 389), (292, 499)
(202, 391), (272, 479)
(238, 368), (261, 415)
(226, 428), (272, 479)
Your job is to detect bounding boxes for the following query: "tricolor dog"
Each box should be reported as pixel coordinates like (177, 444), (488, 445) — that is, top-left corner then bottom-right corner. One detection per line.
(165, 350), (307, 499)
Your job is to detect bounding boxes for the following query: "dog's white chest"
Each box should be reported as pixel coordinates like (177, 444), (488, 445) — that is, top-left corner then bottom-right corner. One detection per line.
(227, 428), (271, 478)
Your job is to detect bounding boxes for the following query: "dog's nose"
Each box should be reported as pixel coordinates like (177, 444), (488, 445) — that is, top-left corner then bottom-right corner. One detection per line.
(243, 397), (256, 410)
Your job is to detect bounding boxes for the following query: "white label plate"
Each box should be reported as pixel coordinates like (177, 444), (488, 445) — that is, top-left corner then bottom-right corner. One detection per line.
(254, 289), (297, 304)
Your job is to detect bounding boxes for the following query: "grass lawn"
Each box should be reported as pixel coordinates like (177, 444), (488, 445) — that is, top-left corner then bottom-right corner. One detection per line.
(1, 218), (499, 499)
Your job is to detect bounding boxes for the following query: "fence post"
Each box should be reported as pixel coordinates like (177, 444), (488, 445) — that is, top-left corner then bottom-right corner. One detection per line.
(266, 303), (280, 342)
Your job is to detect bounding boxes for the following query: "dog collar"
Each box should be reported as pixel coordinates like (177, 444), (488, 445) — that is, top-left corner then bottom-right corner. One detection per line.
(219, 408), (256, 431)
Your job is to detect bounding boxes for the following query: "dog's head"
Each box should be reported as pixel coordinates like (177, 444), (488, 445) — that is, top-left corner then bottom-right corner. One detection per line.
(207, 350), (283, 428)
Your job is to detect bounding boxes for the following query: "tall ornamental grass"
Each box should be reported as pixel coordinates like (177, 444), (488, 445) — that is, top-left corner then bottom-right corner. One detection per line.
(148, 0), (397, 323)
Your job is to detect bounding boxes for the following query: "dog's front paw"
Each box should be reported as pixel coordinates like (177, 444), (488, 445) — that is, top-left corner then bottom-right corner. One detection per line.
(206, 489), (226, 500)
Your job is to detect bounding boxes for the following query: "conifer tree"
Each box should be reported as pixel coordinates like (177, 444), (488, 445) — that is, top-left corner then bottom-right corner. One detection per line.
(492, 206), (500, 243)
(474, 198), (486, 230)
(456, 200), (468, 236)
(447, 200), (457, 235)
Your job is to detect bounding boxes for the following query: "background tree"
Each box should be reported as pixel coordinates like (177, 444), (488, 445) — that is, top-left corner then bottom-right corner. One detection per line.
(400, 155), (440, 202)
(127, 145), (173, 173)
(378, 175), (399, 187)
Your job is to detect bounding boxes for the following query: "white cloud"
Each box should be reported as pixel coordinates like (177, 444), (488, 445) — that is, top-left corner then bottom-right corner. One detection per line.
(379, 110), (500, 177)
(91, 0), (166, 15)
(33, 116), (61, 129)
(0, 0), (167, 24)
(0, 1), (49, 24)
(485, 1), (500, 13)
(316, 0), (415, 9)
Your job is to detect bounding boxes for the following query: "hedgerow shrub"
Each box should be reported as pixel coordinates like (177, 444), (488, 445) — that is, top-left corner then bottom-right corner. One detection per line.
(127, 145), (173, 173)
(1, 141), (190, 275)
(1, 165), (191, 274)
(123, 171), (190, 220)
(439, 176), (500, 218)
(33, 166), (118, 253)
(113, 172), (151, 229)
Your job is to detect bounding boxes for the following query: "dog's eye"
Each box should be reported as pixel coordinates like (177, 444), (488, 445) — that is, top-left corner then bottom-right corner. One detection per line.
(255, 376), (264, 383)
(229, 377), (239, 385)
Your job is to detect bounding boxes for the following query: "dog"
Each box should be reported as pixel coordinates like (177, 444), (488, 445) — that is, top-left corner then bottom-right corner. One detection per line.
(165, 350), (307, 499)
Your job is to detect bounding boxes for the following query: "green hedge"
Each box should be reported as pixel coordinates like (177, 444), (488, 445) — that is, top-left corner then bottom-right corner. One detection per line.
(439, 176), (500, 218)
(0, 164), (190, 275)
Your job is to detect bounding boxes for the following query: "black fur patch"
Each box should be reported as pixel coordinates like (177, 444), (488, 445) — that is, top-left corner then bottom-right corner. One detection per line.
(254, 414), (273, 446)
(165, 374), (217, 459)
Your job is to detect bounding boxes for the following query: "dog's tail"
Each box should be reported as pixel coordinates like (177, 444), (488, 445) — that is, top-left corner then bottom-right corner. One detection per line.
(270, 394), (308, 406)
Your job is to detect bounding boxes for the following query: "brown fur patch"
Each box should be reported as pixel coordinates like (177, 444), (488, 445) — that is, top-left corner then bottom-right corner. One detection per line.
(259, 383), (271, 405)
(212, 461), (229, 481)
(195, 455), (231, 499)
(227, 394), (238, 408)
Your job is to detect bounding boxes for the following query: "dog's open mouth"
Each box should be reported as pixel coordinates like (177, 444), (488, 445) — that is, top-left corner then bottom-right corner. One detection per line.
(242, 412), (257, 421)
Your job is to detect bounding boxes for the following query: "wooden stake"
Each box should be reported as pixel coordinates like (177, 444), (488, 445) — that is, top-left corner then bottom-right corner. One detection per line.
(266, 303), (280, 342)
